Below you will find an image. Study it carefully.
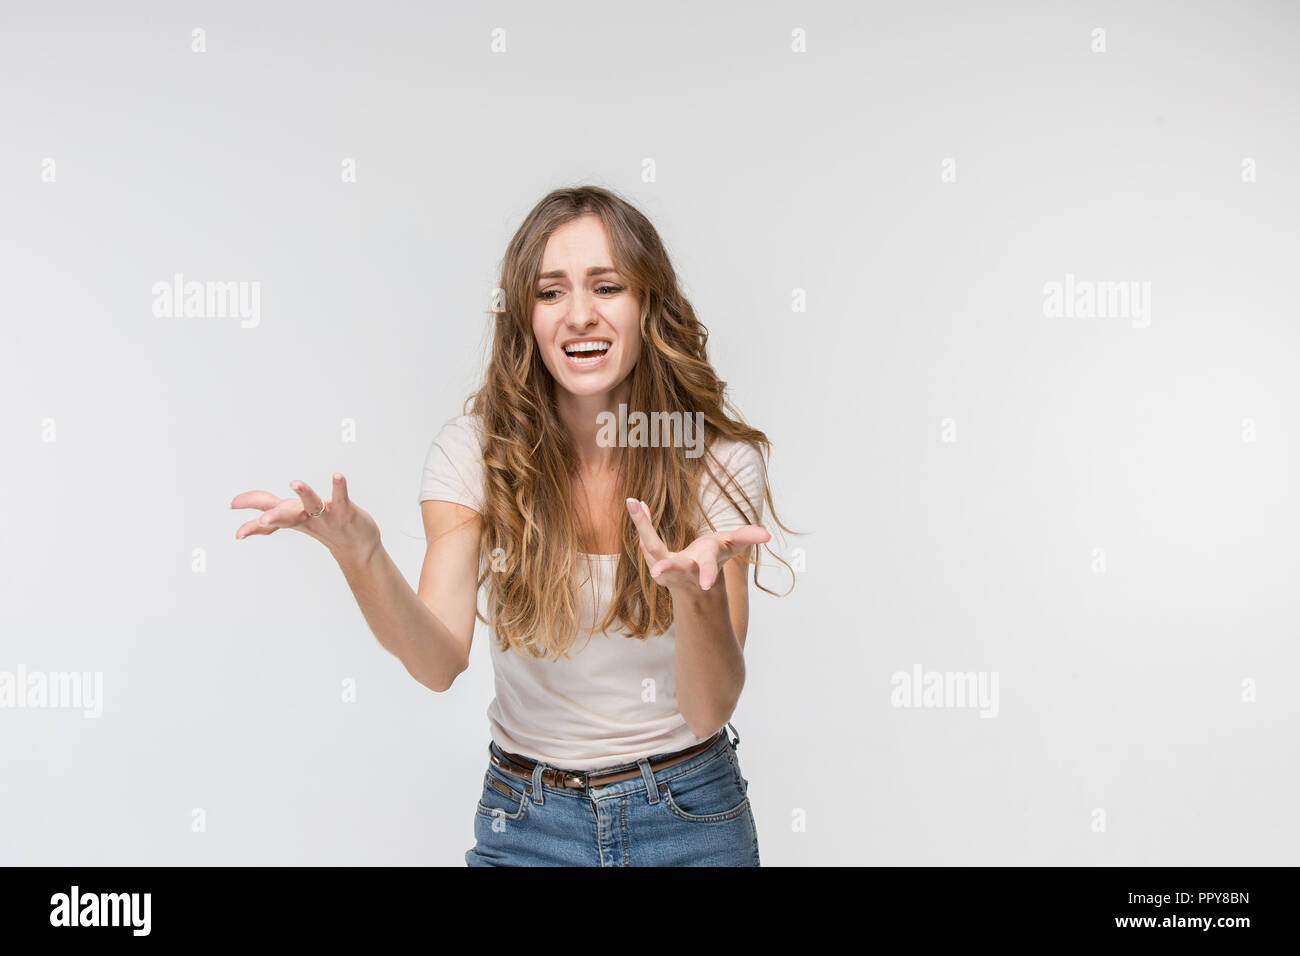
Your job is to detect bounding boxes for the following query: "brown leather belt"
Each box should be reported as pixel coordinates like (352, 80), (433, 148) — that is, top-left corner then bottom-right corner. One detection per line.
(488, 729), (725, 791)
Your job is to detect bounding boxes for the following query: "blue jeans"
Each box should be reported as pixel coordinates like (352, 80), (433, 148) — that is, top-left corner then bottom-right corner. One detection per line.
(466, 724), (760, 866)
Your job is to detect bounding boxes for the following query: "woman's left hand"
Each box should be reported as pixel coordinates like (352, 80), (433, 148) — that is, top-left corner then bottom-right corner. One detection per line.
(625, 497), (770, 593)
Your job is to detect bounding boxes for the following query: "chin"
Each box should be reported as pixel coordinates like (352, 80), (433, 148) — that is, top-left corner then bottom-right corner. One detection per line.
(557, 376), (615, 397)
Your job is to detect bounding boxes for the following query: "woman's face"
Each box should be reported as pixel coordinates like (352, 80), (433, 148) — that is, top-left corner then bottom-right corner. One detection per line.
(531, 214), (641, 401)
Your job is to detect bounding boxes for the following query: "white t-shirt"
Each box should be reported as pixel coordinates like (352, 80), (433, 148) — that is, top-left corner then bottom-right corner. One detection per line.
(418, 412), (766, 771)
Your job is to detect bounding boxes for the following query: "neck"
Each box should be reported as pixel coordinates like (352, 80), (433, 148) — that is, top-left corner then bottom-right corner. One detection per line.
(556, 381), (631, 474)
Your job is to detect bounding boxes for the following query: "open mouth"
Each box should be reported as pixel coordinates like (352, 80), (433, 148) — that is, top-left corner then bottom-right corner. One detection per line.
(562, 340), (612, 366)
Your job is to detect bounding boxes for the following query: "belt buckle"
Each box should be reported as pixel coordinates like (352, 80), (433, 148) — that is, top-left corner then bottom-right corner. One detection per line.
(557, 769), (588, 790)
(495, 750), (587, 790)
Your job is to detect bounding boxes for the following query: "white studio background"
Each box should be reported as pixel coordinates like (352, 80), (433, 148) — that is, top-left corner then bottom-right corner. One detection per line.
(2, 0), (1297, 866)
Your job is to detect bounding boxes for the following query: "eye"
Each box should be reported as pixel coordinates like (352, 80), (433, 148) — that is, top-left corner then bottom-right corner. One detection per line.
(536, 285), (623, 301)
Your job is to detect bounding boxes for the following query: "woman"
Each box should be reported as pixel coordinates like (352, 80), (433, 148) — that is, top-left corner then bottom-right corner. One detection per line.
(232, 185), (794, 866)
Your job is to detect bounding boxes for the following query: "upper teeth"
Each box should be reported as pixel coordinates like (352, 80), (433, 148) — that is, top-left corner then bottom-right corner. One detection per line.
(564, 341), (610, 354)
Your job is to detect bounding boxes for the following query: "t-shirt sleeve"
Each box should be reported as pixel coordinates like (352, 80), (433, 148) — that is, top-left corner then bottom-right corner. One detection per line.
(418, 415), (486, 513)
(697, 438), (767, 536)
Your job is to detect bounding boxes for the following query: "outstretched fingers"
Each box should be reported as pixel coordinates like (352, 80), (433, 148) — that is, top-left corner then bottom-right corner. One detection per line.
(715, 524), (771, 562)
(231, 489), (283, 539)
(230, 490), (282, 511)
(290, 480), (326, 517)
(626, 497), (669, 563)
(231, 475), (351, 542)
(695, 546), (721, 591)
(331, 473), (350, 506)
(257, 496), (306, 531)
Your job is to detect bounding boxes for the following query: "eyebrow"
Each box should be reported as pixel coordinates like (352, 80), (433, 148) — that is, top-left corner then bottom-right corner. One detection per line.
(536, 266), (620, 281)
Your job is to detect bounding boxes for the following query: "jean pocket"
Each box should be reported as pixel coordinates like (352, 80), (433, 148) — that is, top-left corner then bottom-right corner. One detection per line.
(476, 768), (530, 822)
(657, 751), (751, 823)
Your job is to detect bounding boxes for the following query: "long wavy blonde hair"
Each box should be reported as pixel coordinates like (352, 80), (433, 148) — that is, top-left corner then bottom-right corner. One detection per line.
(463, 185), (795, 660)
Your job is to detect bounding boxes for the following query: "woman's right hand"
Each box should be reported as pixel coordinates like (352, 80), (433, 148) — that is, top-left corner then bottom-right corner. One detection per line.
(231, 473), (381, 566)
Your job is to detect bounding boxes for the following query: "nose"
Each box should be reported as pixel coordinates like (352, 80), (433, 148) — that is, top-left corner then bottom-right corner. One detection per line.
(564, 289), (600, 330)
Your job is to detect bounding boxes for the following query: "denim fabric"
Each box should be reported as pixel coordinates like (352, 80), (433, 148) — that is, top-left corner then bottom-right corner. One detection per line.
(466, 724), (759, 866)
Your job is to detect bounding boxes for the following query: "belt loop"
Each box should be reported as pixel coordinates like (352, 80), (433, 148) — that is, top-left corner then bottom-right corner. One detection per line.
(530, 761), (546, 804)
(725, 721), (740, 749)
(637, 757), (659, 804)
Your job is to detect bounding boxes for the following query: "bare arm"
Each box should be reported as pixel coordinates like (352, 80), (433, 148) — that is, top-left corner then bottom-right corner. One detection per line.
(623, 497), (769, 738)
(232, 475), (481, 693)
(670, 555), (750, 738)
(335, 499), (481, 691)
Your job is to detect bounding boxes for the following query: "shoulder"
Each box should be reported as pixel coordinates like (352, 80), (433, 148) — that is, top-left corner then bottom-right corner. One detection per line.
(431, 412), (487, 456)
(702, 435), (766, 485)
(419, 411), (489, 511)
(697, 434), (767, 532)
